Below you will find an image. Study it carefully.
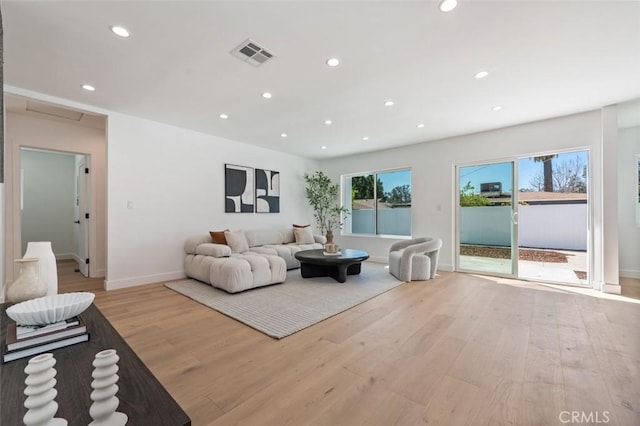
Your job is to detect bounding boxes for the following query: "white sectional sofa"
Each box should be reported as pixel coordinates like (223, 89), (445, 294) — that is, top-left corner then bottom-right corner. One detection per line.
(184, 228), (326, 293)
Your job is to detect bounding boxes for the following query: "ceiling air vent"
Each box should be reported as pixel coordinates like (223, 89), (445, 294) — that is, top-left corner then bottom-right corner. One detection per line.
(230, 39), (275, 67)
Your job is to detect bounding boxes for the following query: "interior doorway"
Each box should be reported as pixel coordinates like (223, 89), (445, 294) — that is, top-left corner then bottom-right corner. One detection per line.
(20, 148), (91, 277)
(456, 149), (590, 286)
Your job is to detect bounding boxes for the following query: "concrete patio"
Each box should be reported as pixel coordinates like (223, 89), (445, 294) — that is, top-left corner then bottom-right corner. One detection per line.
(460, 249), (588, 286)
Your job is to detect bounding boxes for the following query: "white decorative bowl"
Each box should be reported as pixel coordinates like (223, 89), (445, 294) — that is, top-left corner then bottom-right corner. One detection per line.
(6, 292), (95, 325)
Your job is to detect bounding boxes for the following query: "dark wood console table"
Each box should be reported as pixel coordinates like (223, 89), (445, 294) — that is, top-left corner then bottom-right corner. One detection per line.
(0, 302), (190, 425)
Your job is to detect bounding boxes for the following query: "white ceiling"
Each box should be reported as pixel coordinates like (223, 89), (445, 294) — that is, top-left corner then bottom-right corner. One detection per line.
(3, 1), (640, 159)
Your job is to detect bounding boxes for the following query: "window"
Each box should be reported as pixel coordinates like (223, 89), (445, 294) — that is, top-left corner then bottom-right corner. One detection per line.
(342, 168), (412, 236)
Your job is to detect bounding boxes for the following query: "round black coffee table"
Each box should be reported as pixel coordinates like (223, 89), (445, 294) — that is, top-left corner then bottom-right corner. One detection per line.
(294, 249), (370, 283)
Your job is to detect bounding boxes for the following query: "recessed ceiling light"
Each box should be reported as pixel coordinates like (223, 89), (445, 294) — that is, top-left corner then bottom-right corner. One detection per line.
(219, 113), (228, 119)
(492, 105), (503, 111)
(81, 84), (95, 92)
(324, 120), (332, 125)
(321, 145), (327, 150)
(363, 136), (369, 141)
(110, 25), (130, 38)
(417, 123), (425, 128)
(281, 133), (288, 138)
(439, 0), (458, 13)
(262, 92), (272, 99)
(475, 71), (489, 79)
(384, 100), (394, 107)
(326, 58), (340, 67)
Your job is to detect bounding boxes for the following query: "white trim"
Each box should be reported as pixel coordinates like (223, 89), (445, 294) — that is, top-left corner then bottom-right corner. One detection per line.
(55, 253), (75, 260)
(105, 270), (185, 291)
(603, 283), (622, 294)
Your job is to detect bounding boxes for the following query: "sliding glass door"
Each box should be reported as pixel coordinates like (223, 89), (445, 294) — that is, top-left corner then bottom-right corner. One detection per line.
(457, 161), (518, 277)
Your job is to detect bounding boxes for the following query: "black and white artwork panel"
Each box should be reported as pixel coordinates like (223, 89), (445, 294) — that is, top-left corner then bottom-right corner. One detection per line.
(225, 164), (254, 213)
(255, 168), (280, 213)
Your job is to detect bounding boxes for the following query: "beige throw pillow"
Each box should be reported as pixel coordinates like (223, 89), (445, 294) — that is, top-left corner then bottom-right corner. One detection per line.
(293, 226), (315, 244)
(224, 230), (249, 253)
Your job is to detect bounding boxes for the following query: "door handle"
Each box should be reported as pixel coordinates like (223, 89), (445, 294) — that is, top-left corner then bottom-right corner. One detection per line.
(511, 211), (518, 225)
(74, 220), (80, 224)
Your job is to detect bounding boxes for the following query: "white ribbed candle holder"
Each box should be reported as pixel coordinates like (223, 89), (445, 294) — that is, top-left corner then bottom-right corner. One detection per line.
(23, 353), (68, 426)
(89, 349), (127, 426)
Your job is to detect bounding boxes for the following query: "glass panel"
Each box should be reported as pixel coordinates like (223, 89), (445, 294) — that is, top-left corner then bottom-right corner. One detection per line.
(349, 174), (375, 234)
(377, 169), (412, 236)
(517, 151), (589, 285)
(458, 162), (514, 275)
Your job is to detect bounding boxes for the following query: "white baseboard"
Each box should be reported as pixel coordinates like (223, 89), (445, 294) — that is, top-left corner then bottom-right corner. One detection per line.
(438, 263), (454, 272)
(603, 283), (622, 295)
(55, 253), (75, 260)
(105, 270), (186, 291)
(92, 268), (105, 279)
(620, 269), (640, 279)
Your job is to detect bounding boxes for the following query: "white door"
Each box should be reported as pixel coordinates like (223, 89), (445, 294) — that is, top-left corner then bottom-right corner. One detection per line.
(76, 160), (90, 277)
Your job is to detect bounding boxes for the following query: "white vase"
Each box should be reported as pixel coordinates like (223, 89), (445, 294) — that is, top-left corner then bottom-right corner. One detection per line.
(24, 242), (58, 297)
(89, 349), (128, 426)
(23, 353), (68, 426)
(6, 259), (48, 304)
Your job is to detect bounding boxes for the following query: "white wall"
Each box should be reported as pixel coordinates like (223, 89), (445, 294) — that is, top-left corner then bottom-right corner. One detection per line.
(20, 149), (76, 258)
(320, 111), (613, 288)
(618, 126), (640, 278)
(106, 113), (319, 289)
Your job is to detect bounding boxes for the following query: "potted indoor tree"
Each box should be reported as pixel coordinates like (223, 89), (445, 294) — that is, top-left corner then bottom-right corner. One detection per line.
(303, 171), (349, 244)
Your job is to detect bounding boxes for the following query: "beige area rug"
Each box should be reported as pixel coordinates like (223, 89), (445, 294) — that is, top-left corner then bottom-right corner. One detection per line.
(165, 262), (402, 339)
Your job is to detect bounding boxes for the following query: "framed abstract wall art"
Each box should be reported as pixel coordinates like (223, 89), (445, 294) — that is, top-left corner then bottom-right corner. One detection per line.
(225, 164), (254, 213)
(255, 168), (280, 213)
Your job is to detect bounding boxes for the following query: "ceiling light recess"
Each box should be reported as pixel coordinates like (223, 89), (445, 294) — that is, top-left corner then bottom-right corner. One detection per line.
(492, 105), (503, 111)
(326, 58), (340, 67)
(363, 136), (369, 141)
(81, 84), (95, 92)
(219, 113), (228, 119)
(324, 120), (332, 125)
(281, 133), (288, 138)
(384, 100), (394, 107)
(475, 71), (489, 79)
(417, 123), (425, 128)
(439, 0), (458, 13)
(110, 25), (130, 38)
(321, 145), (327, 150)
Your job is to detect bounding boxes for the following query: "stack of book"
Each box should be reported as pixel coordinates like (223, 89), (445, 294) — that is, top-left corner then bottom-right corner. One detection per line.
(2, 316), (89, 363)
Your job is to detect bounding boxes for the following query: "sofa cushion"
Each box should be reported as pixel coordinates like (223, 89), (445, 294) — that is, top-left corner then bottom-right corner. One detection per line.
(209, 230), (228, 245)
(293, 227), (315, 244)
(195, 243), (231, 258)
(184, 234), (214, 255)
(293, 223), (310, 228)
(224, 230), (249, 253)
(245, 229), (283, 247)
(281, 228), (295, 244)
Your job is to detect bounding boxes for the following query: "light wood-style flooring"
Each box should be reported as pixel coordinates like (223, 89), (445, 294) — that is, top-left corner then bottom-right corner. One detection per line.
(58, 260), (640, 425)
